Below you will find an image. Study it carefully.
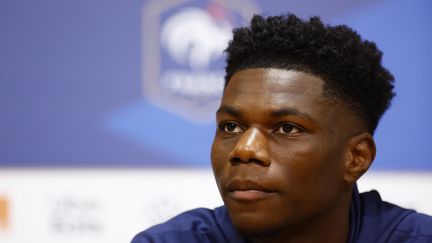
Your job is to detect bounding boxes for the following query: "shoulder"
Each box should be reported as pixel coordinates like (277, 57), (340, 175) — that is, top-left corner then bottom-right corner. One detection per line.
(131, 207), (233, 243)
(358, 190), (432, 242)
(390, 212), (432, 242)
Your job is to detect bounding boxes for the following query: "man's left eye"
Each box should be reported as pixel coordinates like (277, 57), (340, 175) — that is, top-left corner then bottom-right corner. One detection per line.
(275, 124), (302, 134)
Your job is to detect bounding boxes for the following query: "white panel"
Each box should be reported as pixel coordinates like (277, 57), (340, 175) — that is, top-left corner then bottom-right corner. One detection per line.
(0, 169), (430, 243)
(357, 171), (432, 214)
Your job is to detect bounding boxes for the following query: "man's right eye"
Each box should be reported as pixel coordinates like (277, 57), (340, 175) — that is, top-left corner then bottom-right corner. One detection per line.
(219, 122), (244, 133)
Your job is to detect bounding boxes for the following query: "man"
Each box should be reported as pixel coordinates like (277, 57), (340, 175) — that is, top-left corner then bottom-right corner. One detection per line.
(132, 13), (432, 243)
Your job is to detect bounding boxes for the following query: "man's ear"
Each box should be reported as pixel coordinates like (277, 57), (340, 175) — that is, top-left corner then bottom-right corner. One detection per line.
(344, 132), (376, 184)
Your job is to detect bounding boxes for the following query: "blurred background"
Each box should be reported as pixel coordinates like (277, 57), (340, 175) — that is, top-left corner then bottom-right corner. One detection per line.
(0, 0), (431, 242)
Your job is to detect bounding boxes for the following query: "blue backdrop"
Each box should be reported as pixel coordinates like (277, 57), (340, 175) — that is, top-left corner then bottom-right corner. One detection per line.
(0, 0), (431, 169)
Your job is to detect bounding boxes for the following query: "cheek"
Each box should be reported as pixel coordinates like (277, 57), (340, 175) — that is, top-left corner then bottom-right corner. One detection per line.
(210, 138), (231, 179)
(272, 140), (346, 195)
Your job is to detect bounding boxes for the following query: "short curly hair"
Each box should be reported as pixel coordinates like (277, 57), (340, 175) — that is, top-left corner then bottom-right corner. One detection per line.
(225, 13), (395, 134)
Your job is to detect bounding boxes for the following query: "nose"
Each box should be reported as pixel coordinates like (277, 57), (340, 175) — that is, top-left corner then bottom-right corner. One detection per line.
(229, 127), (271, 166)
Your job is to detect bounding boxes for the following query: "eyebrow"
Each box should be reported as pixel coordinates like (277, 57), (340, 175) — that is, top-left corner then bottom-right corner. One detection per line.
(216, 106), (314, 122)
(270, 108), (314, 122)
(216, 105), (241, 117)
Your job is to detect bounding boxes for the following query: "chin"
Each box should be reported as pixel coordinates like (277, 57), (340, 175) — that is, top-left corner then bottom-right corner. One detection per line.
(229, 209), (285, 237)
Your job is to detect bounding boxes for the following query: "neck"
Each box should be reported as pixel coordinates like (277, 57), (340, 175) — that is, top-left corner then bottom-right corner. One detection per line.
(246, 192), (352, 243)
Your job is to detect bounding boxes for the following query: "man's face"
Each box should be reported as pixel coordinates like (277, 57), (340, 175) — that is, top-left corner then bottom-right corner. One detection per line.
(211, 68), (358, 235)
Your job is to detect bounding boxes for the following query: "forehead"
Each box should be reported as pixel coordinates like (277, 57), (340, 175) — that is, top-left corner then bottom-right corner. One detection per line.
(219, 68), (360, 136)
(222, 68), (328, 109)
(226, 68), (324, 96)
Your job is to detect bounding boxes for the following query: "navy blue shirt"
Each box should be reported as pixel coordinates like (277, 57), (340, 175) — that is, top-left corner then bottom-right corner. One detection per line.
(132, 187), (432, 243)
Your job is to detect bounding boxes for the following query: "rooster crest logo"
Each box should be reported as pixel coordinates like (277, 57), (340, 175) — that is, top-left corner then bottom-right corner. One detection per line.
(161, 7), (232, 70)
(142, 0), (259, 123)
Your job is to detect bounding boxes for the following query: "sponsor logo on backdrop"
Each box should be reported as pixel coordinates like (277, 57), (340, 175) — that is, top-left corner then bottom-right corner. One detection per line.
(0, 196), (8, 231)
(141, 196), (183, 225)
(142, 0), (259, 123)
(49, 197), (103, 235)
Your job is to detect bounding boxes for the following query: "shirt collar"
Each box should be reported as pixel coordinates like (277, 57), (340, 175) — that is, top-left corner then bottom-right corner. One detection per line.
(348, 184), (361, 243)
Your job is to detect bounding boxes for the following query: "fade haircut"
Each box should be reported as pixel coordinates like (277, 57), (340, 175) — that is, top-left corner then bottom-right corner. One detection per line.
(224, 13), (395, 133)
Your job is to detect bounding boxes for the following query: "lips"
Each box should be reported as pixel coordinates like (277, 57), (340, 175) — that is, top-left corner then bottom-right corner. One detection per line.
(225, 179), (277, 201)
